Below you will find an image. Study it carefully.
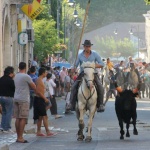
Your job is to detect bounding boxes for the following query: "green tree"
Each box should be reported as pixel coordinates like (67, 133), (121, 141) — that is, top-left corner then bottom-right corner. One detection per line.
(96, 36), (136, 59)
(61, 0), (85, 60)
(33, 18), (58, 61)
(76, 0), (150, 32)
(36, 0), (51, 20)
(95, 36), (116, 58)
(117, 38), (137, 58)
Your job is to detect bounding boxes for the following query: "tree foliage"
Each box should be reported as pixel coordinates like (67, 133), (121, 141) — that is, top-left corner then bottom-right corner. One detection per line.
(33, 19), (58, 60)
(33, 0), (85, 62)
(33, 0), (60, 61)
(95, 36), (136, 59)
(36, 0), (51, 20)
(76, 0), (150, 32)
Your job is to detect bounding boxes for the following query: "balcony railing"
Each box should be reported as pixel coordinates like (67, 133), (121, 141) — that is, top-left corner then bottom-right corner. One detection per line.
(10, 0), (32, 4)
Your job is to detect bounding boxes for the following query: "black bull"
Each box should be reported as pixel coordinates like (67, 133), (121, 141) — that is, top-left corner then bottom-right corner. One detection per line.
(115, 90), (138, 140)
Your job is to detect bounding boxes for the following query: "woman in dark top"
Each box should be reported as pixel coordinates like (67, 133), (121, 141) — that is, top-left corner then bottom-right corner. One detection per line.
(0, 66), (15, 133)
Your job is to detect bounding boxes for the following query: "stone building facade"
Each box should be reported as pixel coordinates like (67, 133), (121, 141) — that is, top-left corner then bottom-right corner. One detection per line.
(143, 11), (150, 62)
(0, 0), (33, 76)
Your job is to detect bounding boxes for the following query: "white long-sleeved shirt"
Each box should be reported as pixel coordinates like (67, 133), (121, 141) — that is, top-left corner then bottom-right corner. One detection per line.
(48, 79), (56, 95)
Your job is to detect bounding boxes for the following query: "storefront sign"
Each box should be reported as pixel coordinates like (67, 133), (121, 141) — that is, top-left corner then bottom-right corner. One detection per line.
(21, 0), (43, 20)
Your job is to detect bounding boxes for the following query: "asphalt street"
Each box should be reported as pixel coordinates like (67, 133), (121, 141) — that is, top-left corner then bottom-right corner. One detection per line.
(2, 96), (150, 150)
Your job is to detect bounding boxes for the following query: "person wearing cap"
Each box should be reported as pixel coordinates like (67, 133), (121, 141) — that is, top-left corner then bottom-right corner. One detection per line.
(70, 40), (105, 112)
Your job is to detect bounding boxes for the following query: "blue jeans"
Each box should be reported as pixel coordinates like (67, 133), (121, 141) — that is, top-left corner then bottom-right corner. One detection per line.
(0, 97), (13, 131)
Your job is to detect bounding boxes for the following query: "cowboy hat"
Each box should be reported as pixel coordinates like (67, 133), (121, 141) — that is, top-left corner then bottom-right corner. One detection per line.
(82, 40), (93, 46)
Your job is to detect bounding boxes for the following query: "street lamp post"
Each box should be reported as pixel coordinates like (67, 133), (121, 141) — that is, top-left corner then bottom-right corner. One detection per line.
(57, 0), (61, 42)
(63, 0), (79, 59)
(129, 25), (140, 58)
(114, 28), (119, 61)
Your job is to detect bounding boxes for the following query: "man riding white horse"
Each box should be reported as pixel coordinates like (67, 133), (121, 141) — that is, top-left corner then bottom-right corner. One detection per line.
(70, 40), (105, 112)
(126, 56), (141, 82)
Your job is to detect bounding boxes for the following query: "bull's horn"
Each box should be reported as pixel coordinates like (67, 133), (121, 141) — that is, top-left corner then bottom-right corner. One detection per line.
(116, 86), (123, 93)
(132, 88), (138, 93)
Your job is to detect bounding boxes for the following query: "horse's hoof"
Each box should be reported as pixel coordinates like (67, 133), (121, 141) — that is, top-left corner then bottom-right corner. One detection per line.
(77, 138), (83, 141)
(85, 136), (92, 142)
(120, 136), (124, 140)
(133, 130), (138, 135)
(126, 133), (130, 137)
(77, 135), (85, 141)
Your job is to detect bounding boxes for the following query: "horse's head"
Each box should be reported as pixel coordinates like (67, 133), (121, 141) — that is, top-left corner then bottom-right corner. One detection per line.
(130, 63), (135, 71)
(81, 61), (95, 90)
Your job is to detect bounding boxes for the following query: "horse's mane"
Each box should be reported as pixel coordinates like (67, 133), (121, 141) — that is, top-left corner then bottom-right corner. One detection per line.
(81, 61), (95, 68)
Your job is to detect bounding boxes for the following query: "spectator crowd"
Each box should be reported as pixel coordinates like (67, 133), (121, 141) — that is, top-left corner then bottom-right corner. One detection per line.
(0, 56), (77, 143)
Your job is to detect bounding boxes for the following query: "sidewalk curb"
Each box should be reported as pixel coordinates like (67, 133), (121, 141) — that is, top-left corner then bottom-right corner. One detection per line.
(0, 144), (9, 150)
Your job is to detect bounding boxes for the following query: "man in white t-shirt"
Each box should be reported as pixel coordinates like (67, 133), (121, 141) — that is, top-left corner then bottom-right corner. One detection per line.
(14, 62), (36, 143)
(48, 73), (62, 119)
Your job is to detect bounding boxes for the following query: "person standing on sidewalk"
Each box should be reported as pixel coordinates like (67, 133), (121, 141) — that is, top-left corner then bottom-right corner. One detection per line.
(64, 69), (74, 114)
(59, 67), (67, 96)
(34, 68), (57, 136)
(28, 66), (38, 109)
(14, 62), (36, 143)
(0, 66), (15, 133)
(47, 73), (62, 119)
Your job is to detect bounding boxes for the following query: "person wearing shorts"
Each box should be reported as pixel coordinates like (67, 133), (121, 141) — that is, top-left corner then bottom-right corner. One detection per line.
(34, 97), (47, 120)
(14, 62), (36, 143)
(34, 67), (57, 137)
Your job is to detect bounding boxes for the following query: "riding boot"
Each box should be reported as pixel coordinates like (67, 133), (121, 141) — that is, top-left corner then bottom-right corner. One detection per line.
(70, 72), (84, 111)
(94, 73), (105, 112)
(135, 69), (141, 82)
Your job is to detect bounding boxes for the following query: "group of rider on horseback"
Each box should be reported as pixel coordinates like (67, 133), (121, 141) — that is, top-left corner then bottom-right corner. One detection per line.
(70, 39), (143, 113)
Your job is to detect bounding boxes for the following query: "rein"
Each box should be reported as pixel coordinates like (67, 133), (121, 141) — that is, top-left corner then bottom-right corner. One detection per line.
(81, 78), (95, 101)
(80, 65), (96, 101)
(81, 83), (95, 101)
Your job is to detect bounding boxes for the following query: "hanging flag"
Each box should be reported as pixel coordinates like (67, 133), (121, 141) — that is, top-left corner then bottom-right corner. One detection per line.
(21, 0), (43, 20)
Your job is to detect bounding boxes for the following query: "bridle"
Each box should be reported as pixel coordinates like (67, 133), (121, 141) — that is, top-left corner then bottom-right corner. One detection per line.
(81, 66), (95, 101)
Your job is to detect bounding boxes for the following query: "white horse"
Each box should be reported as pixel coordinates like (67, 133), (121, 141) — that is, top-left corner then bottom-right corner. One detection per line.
(127, 64), (139, 90)
(76, 61), (97, 142)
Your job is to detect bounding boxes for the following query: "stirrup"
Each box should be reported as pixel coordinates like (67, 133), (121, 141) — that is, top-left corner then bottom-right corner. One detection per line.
(97, 104), (105, 112)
